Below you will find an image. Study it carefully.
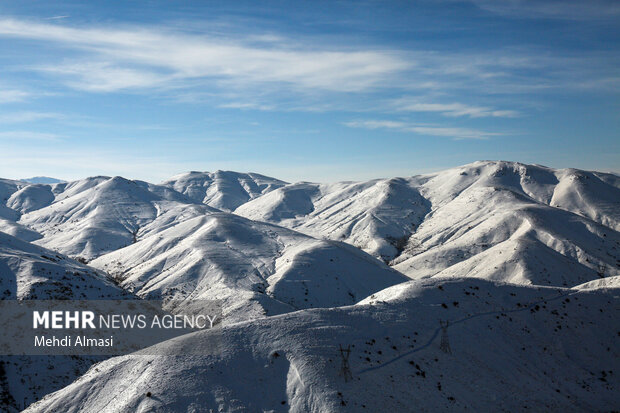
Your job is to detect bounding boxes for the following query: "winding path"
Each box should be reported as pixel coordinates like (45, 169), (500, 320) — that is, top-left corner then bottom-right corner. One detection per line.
(356, 288), (577, 375)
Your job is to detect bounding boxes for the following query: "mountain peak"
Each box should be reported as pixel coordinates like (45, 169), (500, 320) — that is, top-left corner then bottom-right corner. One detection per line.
(21, 176), (66, 184)
(162, 170), (287, 211)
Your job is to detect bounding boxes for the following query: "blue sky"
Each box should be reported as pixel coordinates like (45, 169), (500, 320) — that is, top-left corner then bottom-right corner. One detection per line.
(0, 0), (618, 183)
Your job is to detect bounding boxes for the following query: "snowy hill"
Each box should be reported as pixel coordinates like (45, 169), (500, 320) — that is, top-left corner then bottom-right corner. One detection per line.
(389, 163), (620, 286)
(17, 176), (211, 260)
(162, 170), (287, 211)
(235, 179), (431, 262)
(0, 231), (128, 300)
(413, 161), (620, 232)
(7, 184), (55, 214)
(0, 231), (132, 412)
(91, 213), (407, 322)
(0, 160), (618, 411)
(0, 178), (25, 221)
(0, 218), (41, 242)
(24, 278), (619, 412)
(236, 161), (620, 287)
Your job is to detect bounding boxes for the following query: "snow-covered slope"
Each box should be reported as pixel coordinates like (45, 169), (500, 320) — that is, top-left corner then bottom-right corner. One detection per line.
(162, 170), (287, 211)
(572, 275), (620, 290)
(0, 219), (41, 242)
(25, 277), (619, 412)
(236, 161), (620, 287)
(1, 160), (618, 411)
(236, 179), (431, 262)
(391, 162), (620, 287)
(17, 176), (212, 261)
(0, 231), (131, 412)
(412, 161), (620, 231)
(6, 184), (55, 214)
(0, 231), (128, 300)
(91, 213), (408, 322)
(0, 179), (25, 221)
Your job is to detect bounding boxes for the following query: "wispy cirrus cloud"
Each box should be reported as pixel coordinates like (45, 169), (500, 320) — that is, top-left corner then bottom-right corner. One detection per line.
(393, 99), (519, 118)
(0, 89), (32, 103)
(344, 119), (502, 140)
(38, 62), (171, 92)
(0, 17), (616, 99)
(44, 15), (70, 20)
(0, 130), (62, 141)
(0, 111), (64, 123)
(0, 18), (410, 93)
(0, 16), (617, 125)
(218, 102), (276, 111)
(466, 0), (620, 20)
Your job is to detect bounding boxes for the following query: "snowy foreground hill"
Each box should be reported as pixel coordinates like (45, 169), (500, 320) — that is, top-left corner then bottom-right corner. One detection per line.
(0, 231), (133, 409)
(0, 160), (617, 411)
(24, 278), (619, 412)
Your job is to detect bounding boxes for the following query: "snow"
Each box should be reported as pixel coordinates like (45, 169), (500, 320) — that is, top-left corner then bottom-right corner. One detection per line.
(162, 170), (287, 212)
(0, 231), (132, 411)
(236, 161), (619, 287)
(0, 231), (127, 300)
(0, 160), (617, 411)
(7, 184), (54, 214)
(551, 168), (620, 231)
(572, 276), (620, 290)
(0, 179), (24, 221)
(24, 278), (619, 412)
(0, 219), (41, 242)
(18, 176), (205, 260)
(91, 213), (407, 323)
(392, 189), (619, 287)
(235, 178), (431, 262)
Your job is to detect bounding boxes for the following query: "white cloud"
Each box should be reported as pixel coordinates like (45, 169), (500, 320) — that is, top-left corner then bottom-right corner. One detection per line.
(406, 125), (500, 140)
(0, 18), (410, 93)
(345, 120), (408, 130)
(0, 111), (64, 123)
(0, 89), (31, 103)
(468, 0), (620, 20)
(0, 130), (61, 141)
(218, 102), (276, 111)
(0, 17), (615, 110)
(393, 100), (519, 118)
(344, 120), (501, 140)
(38, 62), (170, 92)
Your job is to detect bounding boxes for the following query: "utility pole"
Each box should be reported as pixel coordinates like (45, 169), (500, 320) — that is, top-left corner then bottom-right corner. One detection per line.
(338, 344), (353, 382)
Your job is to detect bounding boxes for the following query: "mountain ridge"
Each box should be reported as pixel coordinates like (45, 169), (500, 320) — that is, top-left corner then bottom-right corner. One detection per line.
(0, 160), (618, 412)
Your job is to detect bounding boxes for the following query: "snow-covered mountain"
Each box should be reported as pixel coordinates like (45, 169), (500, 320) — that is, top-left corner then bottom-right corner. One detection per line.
(7, 184), (55, 214)
(162, 170), (287, 211)
(0, 160), (618, 412)
(0, 231), (132, 412)
(91, 212), (407, 322)
(0, 231), (128, 300)
(236, 161), (620, 287)
(0, 161), (617, 290)
(24, 277), (619, 412)
(21, 177), (66, 185)
(391, 188), (619, 287)
(235, 179), (431, 262)
(0, 178), (25, 221)
(17, 176), (210, 260)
